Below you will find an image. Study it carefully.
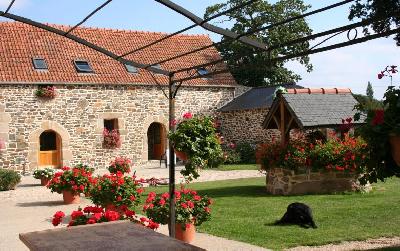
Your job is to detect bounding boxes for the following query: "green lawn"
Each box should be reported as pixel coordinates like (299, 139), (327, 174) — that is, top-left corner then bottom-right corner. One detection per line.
(144, 177), (400, 250)
(213, 164), (258, 171)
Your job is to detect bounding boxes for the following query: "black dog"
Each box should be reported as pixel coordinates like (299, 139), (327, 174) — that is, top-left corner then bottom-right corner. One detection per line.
(274, 202), (317, 229)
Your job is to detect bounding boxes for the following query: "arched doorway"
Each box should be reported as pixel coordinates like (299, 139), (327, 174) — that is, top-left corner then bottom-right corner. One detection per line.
(38, 130), (62, 168)
(147, 123), (166, 160)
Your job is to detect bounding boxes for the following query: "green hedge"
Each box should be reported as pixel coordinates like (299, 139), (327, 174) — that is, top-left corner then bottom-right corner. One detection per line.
(0, 169), (21, 191)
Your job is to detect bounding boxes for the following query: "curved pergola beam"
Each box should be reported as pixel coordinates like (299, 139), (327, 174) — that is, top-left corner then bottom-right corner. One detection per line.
(155, 0), (268, 50)
(0, 11), (171, 76)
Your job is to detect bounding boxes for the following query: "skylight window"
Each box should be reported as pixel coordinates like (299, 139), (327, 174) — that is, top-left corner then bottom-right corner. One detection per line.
(197, 68), (212, 79)
(74, 60), (93, 73)
(32, 58), (48, 70)
(124, 63), (138, 74)
(152, 64), (162, 70)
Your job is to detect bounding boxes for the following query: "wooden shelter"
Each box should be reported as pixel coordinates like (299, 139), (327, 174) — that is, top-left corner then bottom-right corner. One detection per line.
(262, 88), (361, 145)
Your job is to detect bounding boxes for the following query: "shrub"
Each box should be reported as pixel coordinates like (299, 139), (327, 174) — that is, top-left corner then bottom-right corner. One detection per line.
(0, 169), (21, 191)
(47, 166), (92, 194)
(107, 157), (131, 174)
(256, 131), (368, 174)
(236, 142), (256, 164)
(33, 168), (55, 179)
(223, 148), (241, 164)
(89, 172), (143, 209)
(143, 187), (212, 230)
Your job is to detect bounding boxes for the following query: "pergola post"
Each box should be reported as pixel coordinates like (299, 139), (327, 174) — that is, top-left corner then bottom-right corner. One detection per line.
(168, 75), (176, 237)
(279, 99), (287, 146)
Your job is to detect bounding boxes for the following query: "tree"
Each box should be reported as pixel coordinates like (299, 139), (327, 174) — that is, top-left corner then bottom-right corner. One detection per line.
(366, 81), (374, 99)
(205, 0), (313, 87)
(349, 0), (400, 46)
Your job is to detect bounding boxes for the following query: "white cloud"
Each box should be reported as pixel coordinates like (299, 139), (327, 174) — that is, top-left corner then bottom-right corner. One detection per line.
(286, 37), (400, 100)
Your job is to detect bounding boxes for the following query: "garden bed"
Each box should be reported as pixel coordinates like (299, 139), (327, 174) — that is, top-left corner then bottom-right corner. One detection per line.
(266, 168), (360, 195)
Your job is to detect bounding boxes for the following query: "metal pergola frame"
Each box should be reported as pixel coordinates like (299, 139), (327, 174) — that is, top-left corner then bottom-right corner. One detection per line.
(1, 0), (398, 238)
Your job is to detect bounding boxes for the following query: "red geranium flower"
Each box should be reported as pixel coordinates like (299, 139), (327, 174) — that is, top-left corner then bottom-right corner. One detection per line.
(371, 109), (384, 126)
(182, 112), (193, 119)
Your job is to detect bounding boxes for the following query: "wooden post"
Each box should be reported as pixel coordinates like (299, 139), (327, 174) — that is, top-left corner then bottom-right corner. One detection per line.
(280, 99), (286, 146)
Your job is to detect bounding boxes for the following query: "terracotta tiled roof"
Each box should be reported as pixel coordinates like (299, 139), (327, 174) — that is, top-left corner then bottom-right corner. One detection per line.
(0, 22), (236, 86)
(286, 88), (352, 94)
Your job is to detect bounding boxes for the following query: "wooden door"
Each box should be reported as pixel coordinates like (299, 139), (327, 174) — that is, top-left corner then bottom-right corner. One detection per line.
(39, 131), (61, 168)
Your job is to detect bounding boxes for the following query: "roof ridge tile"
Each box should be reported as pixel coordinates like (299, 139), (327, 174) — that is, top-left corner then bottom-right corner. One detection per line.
(286, 87), (351, 94)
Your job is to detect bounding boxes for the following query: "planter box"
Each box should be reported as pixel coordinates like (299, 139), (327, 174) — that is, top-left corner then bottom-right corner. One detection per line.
(266, 168), (368, 195)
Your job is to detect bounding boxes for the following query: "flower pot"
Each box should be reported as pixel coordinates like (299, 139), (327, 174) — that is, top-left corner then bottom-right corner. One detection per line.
(389, 135), (400, 166)
(62, 190), (80, 204)
(175, 223), (195, 243)
(175, 150), (188, 161)
(40, 177), (50, 186)
(105, 204), (124, 214)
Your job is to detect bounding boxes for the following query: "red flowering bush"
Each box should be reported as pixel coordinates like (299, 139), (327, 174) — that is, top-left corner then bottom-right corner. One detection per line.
(168, 113), (223, 181)
(108, 157), (131, 174)
(143, 187), (212, 230)
(257, 131), (368, 174)
(309, 134), (368, 172)
(35, 86), (57, 98)
(89, 172), (143, 209)
(354, 65), (400, 184)
(103, 128), (121, 149)
(51, 205), (159, 230)
(47, 166), (92, 194)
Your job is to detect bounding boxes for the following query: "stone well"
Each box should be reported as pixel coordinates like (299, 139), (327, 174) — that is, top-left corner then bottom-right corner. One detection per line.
(265, 168), (363, 195)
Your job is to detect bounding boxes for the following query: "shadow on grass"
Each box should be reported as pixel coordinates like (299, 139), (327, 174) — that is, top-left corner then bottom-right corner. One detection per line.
(195, 185), (268, 198)
(17, 201), (65, 207)
(366, 247), (400, 251)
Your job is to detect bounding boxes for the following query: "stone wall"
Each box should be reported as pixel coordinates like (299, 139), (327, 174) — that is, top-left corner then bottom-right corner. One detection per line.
(217, 108), (280, 145)
(266, 168), (359, 195)
(0, 84), (234, 171)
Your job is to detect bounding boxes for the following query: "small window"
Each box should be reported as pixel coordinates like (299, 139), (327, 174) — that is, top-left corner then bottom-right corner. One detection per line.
(104, 119), (118, 131)
(32, 58), (48, 70)
(197, 68), (212, 79)
(152, 64), (162, 70)
(124, 63), (138, 74)
(74, 60), (93, 73)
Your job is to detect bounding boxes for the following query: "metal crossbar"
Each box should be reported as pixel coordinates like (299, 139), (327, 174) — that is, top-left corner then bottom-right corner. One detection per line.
(3, 0), (15, 14)
(65, 0), (113, 35)
(117, 0), (259, 59)
(157, 0), (357, 71)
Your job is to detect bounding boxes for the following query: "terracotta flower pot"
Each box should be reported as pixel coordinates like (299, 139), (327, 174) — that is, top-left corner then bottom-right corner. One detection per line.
(389, 135), (400, 166)
(175, 150), (188, 161)
(62, 190), (80, 204)
(40, 177), (50, 186)
(175, 223), (195, 243)
(105, 204), (124, 214)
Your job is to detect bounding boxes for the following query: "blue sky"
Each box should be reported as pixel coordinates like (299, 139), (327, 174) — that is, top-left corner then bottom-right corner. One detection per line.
(0, 0), (399, 99)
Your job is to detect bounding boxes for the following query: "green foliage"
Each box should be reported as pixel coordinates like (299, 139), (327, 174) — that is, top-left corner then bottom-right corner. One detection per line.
(354, 85), (400, 184)
(169, 114), (223, 181)
(204, 0), (313, 86)
(349, 0), (400, 46)
(223, 147), (241, 164)
(236, 142), (256, 163)
(353, 93), (383, 110)
(33, 168), (55, 179)
(89, 173), (142, 208)
(366, 81), (374, 99)
(0, 169), (21, 191)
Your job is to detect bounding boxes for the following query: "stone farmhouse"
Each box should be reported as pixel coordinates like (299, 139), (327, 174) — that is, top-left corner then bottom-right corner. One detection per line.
(0, 22), (240, 171)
